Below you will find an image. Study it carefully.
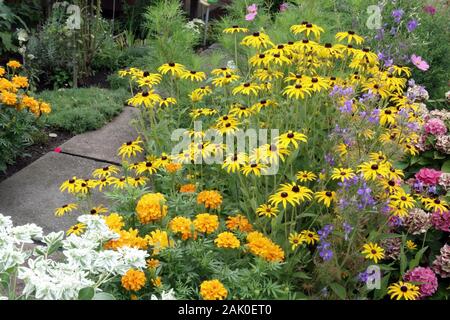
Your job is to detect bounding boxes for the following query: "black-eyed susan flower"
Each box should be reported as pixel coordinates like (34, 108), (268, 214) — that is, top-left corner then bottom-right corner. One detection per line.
(256, 203), (279, 218)
(362, 82), (390, 99)
(54, 203), (77, 217)
(211, 67), (236, 76)
(296, 170), (317, 182)
(89, 205), (108, 215)
(357, 161), (390, 181)
(95, 178), (110, 192)
(223, 25), (249, 34)
(249, 53), (273, 67)
(108, 176), (128, 189)
(232, 82), (261, 96)
(229, 103), (254, 118)
(60, 176), (78, 193)
(282, 84), (311, 99)
(92, 165), (119, 178)
(137, 73), (162, 87)
(390, 191), (415, 210)
(157, 62), (185, 76)
(361, 242), (385, 263)
(276, 130), (308, 149)
(303, 76), (329, 92)
(181, 70), (207, 82)
(331, 167), (356, 182)
(269, 190), (300, 208)
(240, 162), (266, 176)
(290, 22), (324, 39)
(241, 31), (273, 49)
(127, 176), (148, 187)
(222, 152), (248, 173)
(118, 137), (144, 159)
(212, 73), (240, 87)
(250, 99), (277, 112)
(253, 68), (283, 82)
(135, 160), (160, 175)
(67, 223), (86, 236)
(278, 183), (313, 202)
(127, 90), (161, 108)
(335, 30), (364, 44)
(423, 197), (449, 213)
(387, 281), (420, 300)
(389, 64), (412, 78)
(315, 191), (336, 208)
(289, 232), (306, 250)
(74, 179), (93, 194)
(159, 97), (177, 108)
(300, 230), (320, 245)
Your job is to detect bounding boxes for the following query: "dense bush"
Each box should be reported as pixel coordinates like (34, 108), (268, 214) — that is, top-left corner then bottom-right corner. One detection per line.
(38, 88), (127, 134)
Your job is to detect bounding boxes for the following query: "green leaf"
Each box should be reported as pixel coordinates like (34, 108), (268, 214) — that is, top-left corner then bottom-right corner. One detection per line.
(409, 246), (428, 270)
(442, 160), (450, 173)
(329, 282), (346, 300)
(78, 287), (95, 300)
(92, 292), (116, 300)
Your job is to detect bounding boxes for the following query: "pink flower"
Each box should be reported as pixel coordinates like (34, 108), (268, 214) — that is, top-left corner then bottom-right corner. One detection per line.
(424, 5), (436, 15)
(245, 3), (258, 21)
(431, 211), (450, 232)
(424, 118), (448, 136)
(404, 267), (438, 298)
(415, 168), (442, 185)
(54, 147), (62, 153)
(279, 2), (289, 12)
(411, 54), (429, 71)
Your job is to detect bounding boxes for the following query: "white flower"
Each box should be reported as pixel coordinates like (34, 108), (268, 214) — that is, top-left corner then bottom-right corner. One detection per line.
(116, 246), (148, 274)
(16, 29), (29, 42)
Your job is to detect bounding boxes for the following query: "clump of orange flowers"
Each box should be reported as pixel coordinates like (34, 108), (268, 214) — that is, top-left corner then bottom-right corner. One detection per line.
(193, 213), (219, 234)
(165, 162), (182, 173)
(121, 269), (146, 291)
(197, 190), (222, 209)
(135, 193), (168, 224)
(214, 232), (240, 249)
(246, 231), (285, 262)
(104, 228), (148, 250)
(169, 216), (196, 240)
(200, 279), (228, 300)
(226, 214), (253, 233)
(180, 183), (196, 193)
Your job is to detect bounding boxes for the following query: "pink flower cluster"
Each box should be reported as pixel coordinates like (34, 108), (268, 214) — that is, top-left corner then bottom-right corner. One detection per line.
(424, 118), (448, 136)
(415, 168), (442, 185)
(431, 211), (450, 232)
(245, 4), (258, 21)
(404, 267), (438, 298)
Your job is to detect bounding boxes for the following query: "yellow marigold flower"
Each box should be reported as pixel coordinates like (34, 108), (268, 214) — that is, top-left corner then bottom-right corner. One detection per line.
(121, 269), (146, 291)
(361, 242), (385, 264)
(104, 228), (148, 250)
(1, 90), (17, 105)
(387, 281), (420, 300)
(0, 67), (5, 77)
(147, 229), (173, 254)
(200, 279), (228, 300)
(103, 213), (124, 231)
(169, 216), (194, 240)
(11, 75), (28, 88)
(246, 231), (285, 262)
(226, 214), (253, 232)
(54, 203), (77, 217)
(151, 277), (162, 287)
(7, 60), (21, 69)
(67, 223), (86, 236)
(136, 193), (168, 224)
(165, 162), (182, 173)
(214, 232), (240, 249)
(39, 102), (51, 114)
(147, 258), (160, 269)
(180, 183), (196, 193)
(193, 213), (219, 234)
(197, 190), (222, 209)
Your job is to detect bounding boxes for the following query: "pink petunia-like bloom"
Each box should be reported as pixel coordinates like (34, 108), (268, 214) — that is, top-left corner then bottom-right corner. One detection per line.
(424, 118), (448, 136)
(415, 168), (442, 185)
(424, 5), (436, 15)
(411, 54), (429, 71)
(279, 2), (289, 12)
(404, 267), (438, 298)
(431, 210), (450, 232)
(245, 4), (258, 21)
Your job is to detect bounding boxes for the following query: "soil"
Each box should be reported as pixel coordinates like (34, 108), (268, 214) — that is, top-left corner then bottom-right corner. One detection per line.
(0, 129), (74, 183)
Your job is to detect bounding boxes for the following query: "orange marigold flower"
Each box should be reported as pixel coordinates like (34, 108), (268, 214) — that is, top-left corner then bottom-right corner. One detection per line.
(135, 193), (168, 224)
(180, 183), (196, 193)
(200, 279), (228, 300)
(121, 269), (146, 291)
(214, 232), (240, 249)
(193, 213), (219, 234)
(104, 228), (148, 250)
(146, 258), (160, 269)
(226, 214), (253, 233)
(197, 190), (222, 209)
(151, 276), (162, 287)
(169, 216), (195, 240)
(165, 162), (182, 173)
(246, 231), (285, 262)
(103, 213), (124, 231)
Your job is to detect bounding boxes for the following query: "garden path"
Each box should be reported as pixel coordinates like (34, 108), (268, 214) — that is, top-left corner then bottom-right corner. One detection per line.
(0, 107), (142, 233)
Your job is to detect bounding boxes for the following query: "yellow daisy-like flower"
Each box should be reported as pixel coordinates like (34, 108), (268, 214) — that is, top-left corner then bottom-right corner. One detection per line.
(335, 30), (364, 45)
(118, 137), (144, 159)
(92, 165), (119, 178)
(214, 232), (240, 249)
(211, 67), (236, 76)
(387, 281), (420, 300)
(289, 232), (305, 250)
(282, 84), (312, 99)
(241, 31), (273, 49)
(181, 70), (207, 82)
(89, 205), (108, 215)
(315, 191), (336, 208)
(276, 131), (308, 149)
(269, 190), (300, 209)
(357, 161), (390, 181)
(222, 152), (248, 173)
(389, 191), (415, 210)
(256, 203), (279, 218)
(296, 171), (317, 182)
(67, 223), (86, 236)
(232, 82), (261, 96)
(127, 90), (161, 108)
(240, 162), (266, 176)
(330, 167), (356, 182)
(361, 242), (385, 263)
(200, 279), (228, 300)
(423, 197), (448, 213)
(193, 213), (219, 234)
(300, 230), (320, 245)
(406, 240), (417, 251)
(223, 25), (249, 34)
(54, 203), (77, 217)
(158, 97), (177, 108)
(157, 62), (185, 77)
(212, 73), (240, 87)
(121, 269), (146, 291)
(290, 22), (324, 39)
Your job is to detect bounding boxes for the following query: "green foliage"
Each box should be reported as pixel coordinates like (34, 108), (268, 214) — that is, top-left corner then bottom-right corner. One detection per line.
(38, 88), (127, 134)
(0, 0), (27, 54)
(0, 107), (38, 172)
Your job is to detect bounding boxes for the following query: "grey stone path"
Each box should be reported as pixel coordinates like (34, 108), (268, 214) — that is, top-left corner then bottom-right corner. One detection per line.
(0, 107), (140, 233)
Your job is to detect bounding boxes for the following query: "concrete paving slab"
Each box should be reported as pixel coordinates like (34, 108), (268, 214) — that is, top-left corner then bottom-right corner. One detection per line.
(59, 107), (142, 164)
(0, 152), (110, 233)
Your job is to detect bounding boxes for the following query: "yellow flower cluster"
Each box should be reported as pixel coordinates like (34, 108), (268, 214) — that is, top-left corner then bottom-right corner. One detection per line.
(246, 231), (285, 262)
(199, 279), (228, 300)
(197, 190), (223, 209)
(193, 213), (219, 234)
(214, 232), (240, 249)
(169, 216), (195, 240)
(135, 193), (168, 224)
(121, 269), (146, 291)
